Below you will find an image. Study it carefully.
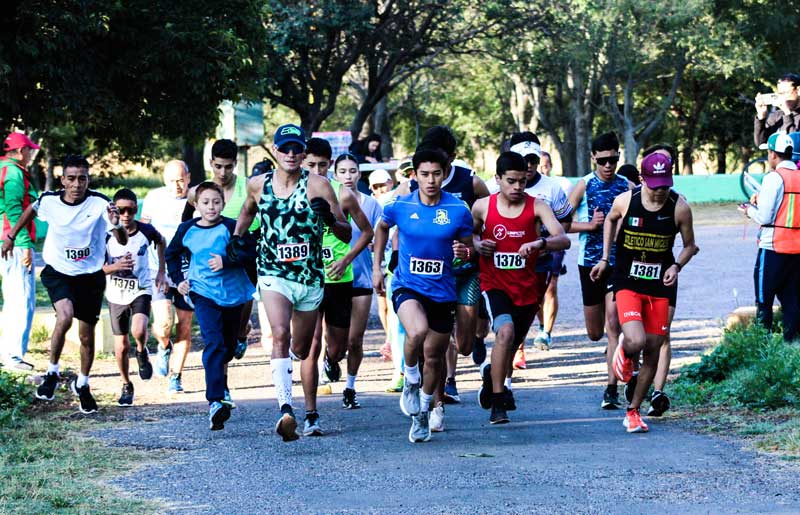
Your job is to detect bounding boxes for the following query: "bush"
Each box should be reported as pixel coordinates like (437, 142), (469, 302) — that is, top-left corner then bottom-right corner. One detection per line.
(0, 369), (31, 425)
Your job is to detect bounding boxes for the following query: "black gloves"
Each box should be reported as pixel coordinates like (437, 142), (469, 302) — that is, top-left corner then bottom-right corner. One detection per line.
(226, 234), (248, 265)
(388, 250), (399, 273)
(310, 197), (336, 227)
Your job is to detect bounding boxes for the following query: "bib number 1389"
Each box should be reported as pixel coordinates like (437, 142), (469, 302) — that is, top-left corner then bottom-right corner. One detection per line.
(277, 243), (309, 262)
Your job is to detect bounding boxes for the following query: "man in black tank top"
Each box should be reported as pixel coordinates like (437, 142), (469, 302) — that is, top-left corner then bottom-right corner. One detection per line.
(590, 153), (699, 434)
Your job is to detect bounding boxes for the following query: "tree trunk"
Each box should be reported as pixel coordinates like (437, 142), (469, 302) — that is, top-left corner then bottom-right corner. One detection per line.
(716, 139), (728, 174)
(681, 145), (694, 176)
(510, 74), (529, 131)
(45, 150), (56, 192)
(372, 96), (393, 159)
(182, 141), (205, 185)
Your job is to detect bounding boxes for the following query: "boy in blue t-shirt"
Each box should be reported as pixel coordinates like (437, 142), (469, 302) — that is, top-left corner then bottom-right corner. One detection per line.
(372, 148), (474, 443)
(165, 181), (256, 430)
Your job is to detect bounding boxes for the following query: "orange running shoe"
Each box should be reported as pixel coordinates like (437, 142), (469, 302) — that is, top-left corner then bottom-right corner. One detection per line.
(612, 343), (634, 383)
(513, 348), (526, 370)
(623, 408), (649, 433)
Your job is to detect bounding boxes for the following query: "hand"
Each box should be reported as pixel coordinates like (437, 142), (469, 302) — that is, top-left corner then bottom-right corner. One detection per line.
(475, 238), (497, 257)
(590, 208), (605, 231)
(107, 203), (121, 226)
(21, 248), (33, 271)
(372, 268), (385, 295)
(518, 240), (542, 258)
(663, 264), (679, 286)
(155, 270), (168, 293)
(310, 197), (336, 227)
(365, 156), (378, 163)
(112, 253), (134, 273)
(749, 193), (759, 206)
(208, 253), (224, 272)
(326, 258), (349, 281)
(226, 234), (247, 265)
(177, 280), (190, 296)
(2, 238), (15, 259)
(755, 94), (768, 119)
(589, 260), (608, 282)
(452, 240), (468, 260)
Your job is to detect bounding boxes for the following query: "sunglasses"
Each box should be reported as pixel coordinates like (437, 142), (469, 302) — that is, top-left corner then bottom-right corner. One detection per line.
(595, 156), (619, 166)
(277, 142), (306, 155)
(118, 207), (137, 215)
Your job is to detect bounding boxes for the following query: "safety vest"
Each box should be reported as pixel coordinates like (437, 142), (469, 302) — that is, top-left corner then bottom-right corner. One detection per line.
(772, 167), (800, 254)
(0, 158), (37, 242)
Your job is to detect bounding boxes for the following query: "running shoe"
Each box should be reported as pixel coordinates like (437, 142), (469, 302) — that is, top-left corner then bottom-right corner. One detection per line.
(409, 411), (431, 443)
(222, 389), (236, 409)
(623, 408), (649, 433)
(472, 337), (487, 365)
(118, 382), (134, 407)
(276, 404), (299, 442)
(35, 372), (59, 401)
(399, 378), (421, 417)
(430, 402), (445, 432)
(648, 390), (671, 417)
(601, 386), (621, 410)
(168, 374), (184, 394)
(209, 401), (231, 431)
(303, 411), (324, 436)
(503, 387), (516, 411)
(154, 342), (172, 377)
(513, 348), (526, 370)
(70, 379), (98, 414)
(478, 362), (492, 410)
(490, 404), (510, 424)
(534, 333), (551, 351)
(323, 356), (341, 383)
(137, 348), (153, 381)
(379, 340), (392, 362)
(233, 338), (248, 360)
(443, 377), (461, 404)
(612, 344), (634, 383)
(624, 372), (639, 404)
(342, 388), (361, 409)
(385, 374), (404, 393)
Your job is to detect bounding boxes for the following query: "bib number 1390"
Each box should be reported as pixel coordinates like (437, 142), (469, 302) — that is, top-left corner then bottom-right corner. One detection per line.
(65, 247), (91, 261)
(409, 257), (443, 276)
(277, 243), (309, 262)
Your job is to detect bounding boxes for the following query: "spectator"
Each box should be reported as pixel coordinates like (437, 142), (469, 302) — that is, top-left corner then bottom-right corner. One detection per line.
(363, 134), (383, 163)
(754, 73), (800, 147)
(251, 158), (274, 177)
(617, 164), (641, 186)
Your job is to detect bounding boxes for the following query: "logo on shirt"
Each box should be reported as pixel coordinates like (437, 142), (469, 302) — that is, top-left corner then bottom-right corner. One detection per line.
(410, 213), (420, 220)
(433, 209), (450, 225)
(657, 215), (671, 221)
(137, 244), (148, 256)
(493, 225), (507, 240)
(628, 217), (644, 227)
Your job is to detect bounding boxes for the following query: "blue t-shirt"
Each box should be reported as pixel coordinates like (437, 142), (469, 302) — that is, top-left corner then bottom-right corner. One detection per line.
(382, 191), (473, 303)
(351, 192), (382, 290)
(576, 172), (629, 267)
(165, 217), (256, 307)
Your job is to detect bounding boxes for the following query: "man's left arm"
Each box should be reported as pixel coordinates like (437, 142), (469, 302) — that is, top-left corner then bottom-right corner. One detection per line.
(310, 175), (352, 243)
(664, 200), (699, 286)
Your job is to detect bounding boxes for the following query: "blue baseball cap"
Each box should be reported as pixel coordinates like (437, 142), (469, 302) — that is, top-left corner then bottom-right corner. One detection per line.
(788, 132), (800, 161)
(273, 124), (306, 148)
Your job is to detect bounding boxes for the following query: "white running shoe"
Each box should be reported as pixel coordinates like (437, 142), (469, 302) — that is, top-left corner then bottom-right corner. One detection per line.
(430, 402), (445, 432)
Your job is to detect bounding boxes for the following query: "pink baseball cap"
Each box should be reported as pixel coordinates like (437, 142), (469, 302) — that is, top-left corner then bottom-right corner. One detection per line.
(640, 153), (673, 189)
(4, 132), (40, 152)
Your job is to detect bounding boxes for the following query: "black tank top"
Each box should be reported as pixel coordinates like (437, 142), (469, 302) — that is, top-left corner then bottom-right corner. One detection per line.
(612, 187), (678, 297)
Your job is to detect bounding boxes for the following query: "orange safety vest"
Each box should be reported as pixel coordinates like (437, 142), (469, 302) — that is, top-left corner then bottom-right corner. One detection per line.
(0, 158), (37, 242)
(771, 167), (800, 254)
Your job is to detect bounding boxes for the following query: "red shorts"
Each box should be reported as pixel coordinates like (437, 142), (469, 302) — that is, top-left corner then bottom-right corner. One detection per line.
(615, 289), (669, 336)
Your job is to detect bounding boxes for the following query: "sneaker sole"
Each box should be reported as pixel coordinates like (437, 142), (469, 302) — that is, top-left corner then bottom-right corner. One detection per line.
(601, 401), (620, 410)
(478, 364), (492, 410)
(34, 392), (55, 401)
(276, 414), (299, 442)
(303, 426), (324, 437)
(210, 405), (231, 431)
(534, 339), (550, 351)
(443, 394), (460, 404)
(342, 403), (361, 410)
(118, 397), (134, 407)
(626, 425), (648, 433)
(408, 425), (431, 443)
(490, 417), (510, 425)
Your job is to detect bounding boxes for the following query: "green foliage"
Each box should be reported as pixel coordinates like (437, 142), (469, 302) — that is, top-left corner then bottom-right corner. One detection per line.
(0, 370), (31, 425)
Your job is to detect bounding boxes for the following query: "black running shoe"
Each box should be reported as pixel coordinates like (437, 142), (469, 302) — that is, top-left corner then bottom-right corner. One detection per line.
(503, 387), (516, 411)
(137, 349), (153, 381)
(70, 379), (98, 414)
(490, 405), (510, 424)
(323, 357), (341, 383)
(647, 390), (671, 417)
(233, 338), (248, 360)
(478, 362), (492, 410)
(601, 386), (621, 410)
(342, 388), (361, 409)
(472, 337), (487, 366)
(209, 401), (231, 431)
(624, 372), (638, 405)
(35, 372), (59, 401)
(118, 382), (134, 407)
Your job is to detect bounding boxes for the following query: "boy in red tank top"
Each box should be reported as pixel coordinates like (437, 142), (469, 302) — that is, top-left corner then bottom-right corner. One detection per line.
(472, 152), (570, 424)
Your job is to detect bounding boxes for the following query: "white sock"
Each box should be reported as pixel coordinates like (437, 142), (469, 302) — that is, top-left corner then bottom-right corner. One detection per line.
(345, 374), (356, 390)
(404, 364), (420, 384)
(77, 374), (89, 387)
(420, 391), (433, 412)
(47, 363), (59, 375)
(505, 378), (513, 390)
(271, 358), (293, 409)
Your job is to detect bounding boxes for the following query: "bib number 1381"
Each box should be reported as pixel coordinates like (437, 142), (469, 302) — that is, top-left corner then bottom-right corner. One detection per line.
(629, 261), (661, 280)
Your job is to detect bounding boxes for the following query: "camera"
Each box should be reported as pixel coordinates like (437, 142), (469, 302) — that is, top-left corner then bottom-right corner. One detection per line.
(757, 93), (781, 107)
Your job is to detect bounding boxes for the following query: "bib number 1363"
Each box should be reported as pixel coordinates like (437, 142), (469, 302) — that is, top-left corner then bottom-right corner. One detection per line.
(629, 261), (661, 280)
(410, 257), (443, 276)
(277, 243), (309, 262)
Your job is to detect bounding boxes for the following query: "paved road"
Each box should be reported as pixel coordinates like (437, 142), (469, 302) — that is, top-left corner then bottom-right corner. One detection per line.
(88, 225), (800, 514)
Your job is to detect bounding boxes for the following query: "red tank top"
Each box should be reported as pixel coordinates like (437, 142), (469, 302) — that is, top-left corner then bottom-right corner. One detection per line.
(480, 193), (540, 306)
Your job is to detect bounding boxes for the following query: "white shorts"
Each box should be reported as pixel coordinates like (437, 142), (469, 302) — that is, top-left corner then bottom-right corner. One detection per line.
(258, 276), (323, 312)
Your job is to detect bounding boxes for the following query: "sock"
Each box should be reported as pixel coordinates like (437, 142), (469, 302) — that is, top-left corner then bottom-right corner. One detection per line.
(404, 364), (420, 384)
(419, 391), (433, 412)
(47, 363), (59, 375)
(345, 374), (356, 390)
(271, 357), (293, 409)
(539, 324), (544, 332)
(504, 378), (513, 390)
(653, 389), (662, 396)
(76, 374), (89, 387)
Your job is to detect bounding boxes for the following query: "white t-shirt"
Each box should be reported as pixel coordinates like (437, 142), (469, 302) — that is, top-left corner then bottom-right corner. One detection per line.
(140, 186), (188, 271)
(105, 222), (163, 305)
(34, 191), (114, 275)
(524, 173), (573, 221)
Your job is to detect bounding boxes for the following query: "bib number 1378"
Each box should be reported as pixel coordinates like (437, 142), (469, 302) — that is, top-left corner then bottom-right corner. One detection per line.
(493, 252), (525, 270)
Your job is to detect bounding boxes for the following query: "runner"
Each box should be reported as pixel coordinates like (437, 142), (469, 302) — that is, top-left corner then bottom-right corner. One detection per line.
(102, 188), (165, 406)
(373, 147), (474, 443)
(332, 152), (382, 408)
(591, 152), (698, 432)
(233, 124), (350, 441)
(303, 139), (373, 412)
(473, 152), (570, 423)
(167, 181), (256, 430)
(1, 155), (128, 413)
(568, 131), (630, 409)
(140, 160), (194, 394)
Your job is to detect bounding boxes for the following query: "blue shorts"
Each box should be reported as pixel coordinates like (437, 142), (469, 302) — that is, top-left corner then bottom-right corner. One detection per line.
(455, 271), (480, 306)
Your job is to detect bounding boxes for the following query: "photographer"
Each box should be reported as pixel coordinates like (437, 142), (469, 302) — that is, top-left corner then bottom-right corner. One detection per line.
(754, 73), (800, 146)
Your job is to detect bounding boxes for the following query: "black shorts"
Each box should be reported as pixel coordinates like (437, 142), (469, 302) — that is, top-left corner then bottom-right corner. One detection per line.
(351, 287), (373, 298)
(41, 265), (106, 324)
(482, 290), (538, 346)
(392, 288), (456, 334)
(667, 280), (677, 308)
(109, 295), (152, 335)
(153, 286), (195, 312)
(320, 282), (353, 328)
(578, 265), (614, 307)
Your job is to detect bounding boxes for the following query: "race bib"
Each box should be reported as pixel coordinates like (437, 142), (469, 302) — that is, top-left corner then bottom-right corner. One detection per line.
(493, 252), (525, 270)
(110, 275), (139, 291)
(629, 261), (661, 280)
(277, 243), (310, 262)
(321, 246), (333, 262)
(65, 246), (91, 261)
(409, 257), (443, 276)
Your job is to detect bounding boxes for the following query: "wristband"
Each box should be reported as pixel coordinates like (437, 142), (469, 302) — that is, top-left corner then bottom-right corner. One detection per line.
(674, 262), (683, 272)
(599, 258), (609, 263)
(7, 233), (15, 241)
(539, 236), (547, 250)
(465, 246), (472, 261)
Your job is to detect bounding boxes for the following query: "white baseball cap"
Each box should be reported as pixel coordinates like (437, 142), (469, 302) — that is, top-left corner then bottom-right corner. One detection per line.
(759, 132), (794, 153)
(369, 169), (392, 186)
(510, 140), (542, 158)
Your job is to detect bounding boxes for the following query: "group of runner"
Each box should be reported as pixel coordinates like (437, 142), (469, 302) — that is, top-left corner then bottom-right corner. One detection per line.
(0, 123), (697, 440)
